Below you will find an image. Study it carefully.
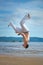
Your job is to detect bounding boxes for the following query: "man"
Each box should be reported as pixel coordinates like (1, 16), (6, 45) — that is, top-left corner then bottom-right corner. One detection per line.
(8, 13), (30, 48)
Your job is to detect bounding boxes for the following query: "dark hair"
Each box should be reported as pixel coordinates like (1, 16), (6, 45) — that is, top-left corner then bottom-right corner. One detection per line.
(25, 44), (29, 49)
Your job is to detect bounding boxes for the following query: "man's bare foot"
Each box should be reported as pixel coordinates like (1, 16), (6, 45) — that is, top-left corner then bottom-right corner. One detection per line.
(8, 22), (12, 27)
(18, 33), (20, 35)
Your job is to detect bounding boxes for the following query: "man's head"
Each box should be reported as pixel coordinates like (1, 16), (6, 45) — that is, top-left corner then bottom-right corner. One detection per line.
(25, 44), (29, 48)
(23, 44), (29, 49)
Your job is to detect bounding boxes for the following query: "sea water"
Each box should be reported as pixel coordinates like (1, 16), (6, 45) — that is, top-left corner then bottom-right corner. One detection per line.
(0, 42), (43, 57)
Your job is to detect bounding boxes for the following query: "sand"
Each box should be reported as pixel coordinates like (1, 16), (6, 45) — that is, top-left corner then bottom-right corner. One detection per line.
(0, 55), (43, 65)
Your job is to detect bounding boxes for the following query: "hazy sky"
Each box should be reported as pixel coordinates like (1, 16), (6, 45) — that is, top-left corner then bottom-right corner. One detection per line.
(0, 0), (43, 37)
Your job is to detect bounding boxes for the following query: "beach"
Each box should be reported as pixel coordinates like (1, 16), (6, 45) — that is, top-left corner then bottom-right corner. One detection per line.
(0, 55), (43, 65)
(0, 42), (43, 65)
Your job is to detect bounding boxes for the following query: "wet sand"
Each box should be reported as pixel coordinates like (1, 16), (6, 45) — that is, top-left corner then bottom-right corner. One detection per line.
(0, 55), (43, 65)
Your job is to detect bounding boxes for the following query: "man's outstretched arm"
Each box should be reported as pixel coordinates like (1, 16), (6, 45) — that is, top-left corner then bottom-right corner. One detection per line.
(18, 33), (29, 42)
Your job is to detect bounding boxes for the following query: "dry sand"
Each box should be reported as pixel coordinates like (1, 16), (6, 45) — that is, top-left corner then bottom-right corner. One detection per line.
(0, 55), (43, 65)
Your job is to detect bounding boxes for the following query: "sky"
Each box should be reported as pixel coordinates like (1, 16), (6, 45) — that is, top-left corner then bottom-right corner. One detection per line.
(0, 0), (43, 37)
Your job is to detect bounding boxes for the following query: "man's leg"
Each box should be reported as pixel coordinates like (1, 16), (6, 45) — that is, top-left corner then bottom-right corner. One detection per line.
(8, 22), (22, 34)
(20, 13), (30, 33)
(8, 22), (17, 33)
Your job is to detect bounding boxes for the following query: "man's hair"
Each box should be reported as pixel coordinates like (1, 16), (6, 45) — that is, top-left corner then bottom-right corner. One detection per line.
(25, 44), (29, 48)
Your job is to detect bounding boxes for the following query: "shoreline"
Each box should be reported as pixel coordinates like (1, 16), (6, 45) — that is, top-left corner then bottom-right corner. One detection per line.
(0, 54), (43, 58)
(0, 54), (43, 65)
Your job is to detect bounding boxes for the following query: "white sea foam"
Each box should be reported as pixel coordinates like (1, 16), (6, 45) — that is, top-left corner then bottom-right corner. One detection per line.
(0, 42), (43, 57)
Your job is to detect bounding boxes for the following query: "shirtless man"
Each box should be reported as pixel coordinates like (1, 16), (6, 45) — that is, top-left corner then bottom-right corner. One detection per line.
(8, 13), (30, 48)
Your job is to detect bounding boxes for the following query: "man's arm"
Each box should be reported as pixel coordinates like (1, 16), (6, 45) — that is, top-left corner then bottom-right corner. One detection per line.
(18, 33), (28, 42)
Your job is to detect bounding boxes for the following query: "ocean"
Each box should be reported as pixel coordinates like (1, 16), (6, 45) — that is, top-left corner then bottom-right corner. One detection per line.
(0, 42), (43, 57)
